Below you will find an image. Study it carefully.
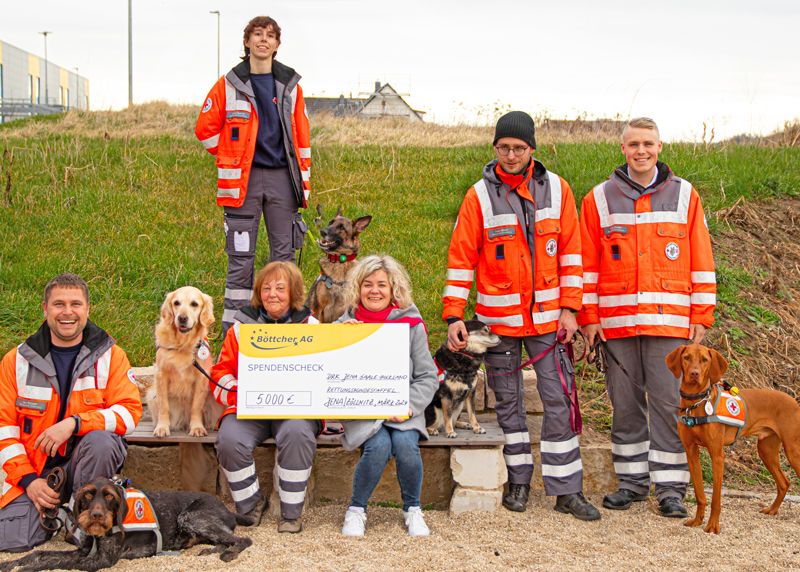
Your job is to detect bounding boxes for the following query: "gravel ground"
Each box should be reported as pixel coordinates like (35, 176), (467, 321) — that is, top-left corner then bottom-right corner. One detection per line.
(2, 493), (798, 571)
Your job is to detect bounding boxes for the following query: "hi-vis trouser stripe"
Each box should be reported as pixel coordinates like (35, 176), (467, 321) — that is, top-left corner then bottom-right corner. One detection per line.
(274, 463), (312, 519)
(223, 462), (261, 509)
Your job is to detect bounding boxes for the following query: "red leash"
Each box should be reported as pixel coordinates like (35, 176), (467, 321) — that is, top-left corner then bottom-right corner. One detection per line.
(493, 329), (583, 434)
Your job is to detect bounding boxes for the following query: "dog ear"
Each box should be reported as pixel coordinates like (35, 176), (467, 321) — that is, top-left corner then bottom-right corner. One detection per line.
(336, 206), (342, 217)
(160, 291), (175, 322)
(707, 348), (728, 382)
(665, 345), (686, 378)
(353, 215), (372, 234)
(200, 294), (215, 328)
(72, 483), (95, 527)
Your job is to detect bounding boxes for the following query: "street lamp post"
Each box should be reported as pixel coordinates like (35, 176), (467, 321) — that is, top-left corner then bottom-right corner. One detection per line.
(39, 31), (51, 106)
(128, 0), (133, 107)
(209, 11), (220, 79)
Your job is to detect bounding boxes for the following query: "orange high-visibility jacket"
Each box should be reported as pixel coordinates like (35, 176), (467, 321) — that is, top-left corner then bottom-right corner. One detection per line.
(578, 164), (716, 339)
(0, 322), (142, 507)
(210, 306), (318, 421)
(194, 59), (311, 209)
(443, 160), (582, 338)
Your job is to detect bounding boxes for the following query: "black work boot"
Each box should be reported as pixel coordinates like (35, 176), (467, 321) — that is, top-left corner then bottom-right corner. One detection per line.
(502, 483), (530, 512)
(241, 496), (269, 527)
(555, 492), (601, 521)
(659, 496), (688, 518)
(602, 488), (648, 510)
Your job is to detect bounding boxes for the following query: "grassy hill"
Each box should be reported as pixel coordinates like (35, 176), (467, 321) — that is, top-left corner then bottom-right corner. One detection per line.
(1, 106), (799, 371)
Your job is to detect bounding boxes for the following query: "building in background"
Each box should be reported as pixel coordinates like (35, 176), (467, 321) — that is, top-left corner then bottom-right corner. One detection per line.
(306, 81), (424, 122)
(0, 39), (89, 123)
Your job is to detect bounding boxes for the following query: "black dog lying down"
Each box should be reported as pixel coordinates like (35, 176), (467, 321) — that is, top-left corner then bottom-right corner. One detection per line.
(1, 477), (252, 571)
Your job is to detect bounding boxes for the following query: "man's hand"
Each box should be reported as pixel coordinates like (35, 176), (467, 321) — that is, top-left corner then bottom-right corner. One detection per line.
(26, 478), (61, 512)
(388, 408), (413, 423)
(689, 324), (707, 344)
(581, 323), (606, 346)
(558, 309), (579, 343)
(446, 320), (468, 351)
(34, 417), (76, 457)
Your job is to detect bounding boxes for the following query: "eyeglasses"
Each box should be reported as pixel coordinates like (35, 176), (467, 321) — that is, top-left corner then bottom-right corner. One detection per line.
(494, 145), (529, 156)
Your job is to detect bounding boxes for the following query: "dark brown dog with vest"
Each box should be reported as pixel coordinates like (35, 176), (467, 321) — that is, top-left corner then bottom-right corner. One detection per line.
(0, 477), (252, 571)
(667, 343), (800, 534)
(307, 209), (371, 323)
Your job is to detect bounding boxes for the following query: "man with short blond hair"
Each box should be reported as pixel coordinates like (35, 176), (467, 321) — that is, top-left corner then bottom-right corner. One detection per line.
(0, 273), (142, 552)
(579, 118), (716, 518)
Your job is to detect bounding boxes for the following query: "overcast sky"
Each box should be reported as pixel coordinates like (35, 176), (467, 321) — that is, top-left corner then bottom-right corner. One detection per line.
(4, 0), (799, 140)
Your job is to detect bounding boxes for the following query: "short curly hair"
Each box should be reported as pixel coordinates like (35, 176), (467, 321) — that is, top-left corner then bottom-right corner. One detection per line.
(43, 273), (89, 304)
(251, 261), (305, 311)
(242, 16), (281, 60)
(344, 255), (414, 311)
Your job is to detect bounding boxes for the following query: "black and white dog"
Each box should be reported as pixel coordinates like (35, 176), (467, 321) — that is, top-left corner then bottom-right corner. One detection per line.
(425, 320), (500, 438)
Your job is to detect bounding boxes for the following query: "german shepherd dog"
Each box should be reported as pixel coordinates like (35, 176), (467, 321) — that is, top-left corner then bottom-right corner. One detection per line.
(306, 207), (372, 323)
(425, 320), (501, 438)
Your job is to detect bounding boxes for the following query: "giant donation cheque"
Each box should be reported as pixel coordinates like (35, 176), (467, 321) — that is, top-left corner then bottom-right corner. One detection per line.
(237, 323), (410, 419)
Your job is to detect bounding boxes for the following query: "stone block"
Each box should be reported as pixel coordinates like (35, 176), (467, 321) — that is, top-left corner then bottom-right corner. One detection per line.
(450, 447), (507, 489)
(485, 369), (542, 413)
(449, 485), (503, 513)
(314, 447), (453, 509)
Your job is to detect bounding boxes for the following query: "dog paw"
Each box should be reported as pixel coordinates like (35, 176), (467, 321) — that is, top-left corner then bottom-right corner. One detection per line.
(703, 522), (720, 534)
(760, 505), (780, 516)
(446, 432), (457, 438)
(472, 426), (486, 434)
(426, 428), (439, 436)
(189, 425), (208, 437)
(683, 517), (703, 528)
(153, 424), (171, 437)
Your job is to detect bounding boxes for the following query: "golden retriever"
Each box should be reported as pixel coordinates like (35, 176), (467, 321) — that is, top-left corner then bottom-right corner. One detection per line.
(148, 286), (220, 438)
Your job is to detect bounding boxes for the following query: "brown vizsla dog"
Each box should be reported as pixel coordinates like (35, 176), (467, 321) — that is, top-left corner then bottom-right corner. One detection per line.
(666, 343), (800, 534)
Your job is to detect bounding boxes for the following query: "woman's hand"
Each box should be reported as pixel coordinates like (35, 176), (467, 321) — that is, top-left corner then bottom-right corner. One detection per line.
(388, 408), (413, 423)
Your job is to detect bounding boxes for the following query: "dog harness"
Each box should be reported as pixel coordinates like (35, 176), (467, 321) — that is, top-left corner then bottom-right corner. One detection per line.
(679, 383), (748, 440)
(70, 486), (163, 555)
(434, 359), (447, 385)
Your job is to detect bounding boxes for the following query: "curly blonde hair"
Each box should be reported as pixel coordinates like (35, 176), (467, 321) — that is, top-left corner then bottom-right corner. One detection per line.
(344, 255), (414, 310)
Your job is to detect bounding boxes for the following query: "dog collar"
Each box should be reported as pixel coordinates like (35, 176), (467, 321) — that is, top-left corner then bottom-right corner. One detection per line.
(679, 387), (711, 401)
(327, 253), (357, 263)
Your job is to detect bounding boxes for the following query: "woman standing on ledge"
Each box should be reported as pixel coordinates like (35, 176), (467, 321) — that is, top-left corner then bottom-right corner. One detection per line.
(336, 255), (438, 537)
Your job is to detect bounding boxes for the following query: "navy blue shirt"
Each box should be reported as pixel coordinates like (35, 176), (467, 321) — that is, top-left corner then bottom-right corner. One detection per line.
(250, 73), (287, 168)
(42, 341), (82, 473)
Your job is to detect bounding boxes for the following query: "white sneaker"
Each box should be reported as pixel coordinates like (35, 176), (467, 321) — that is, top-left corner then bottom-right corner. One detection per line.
(342, 506), (366, 537)
(403, 506), (430, 537)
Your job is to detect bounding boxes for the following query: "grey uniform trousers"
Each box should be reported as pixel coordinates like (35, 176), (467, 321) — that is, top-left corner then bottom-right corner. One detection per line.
(485, 331), (584, 496)
(216, 415), (319, 520)
(221, 166), (301, 336)
(605, 336), (689, 501)
(0, 431), (127, 553)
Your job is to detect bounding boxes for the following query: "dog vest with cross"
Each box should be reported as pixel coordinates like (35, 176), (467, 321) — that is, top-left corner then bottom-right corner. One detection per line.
(680, 385), (748, 440)
(71, 487), (163, 555)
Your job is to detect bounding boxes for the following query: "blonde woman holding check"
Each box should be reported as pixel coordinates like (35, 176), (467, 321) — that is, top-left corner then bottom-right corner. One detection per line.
(336, 255), (438, 537)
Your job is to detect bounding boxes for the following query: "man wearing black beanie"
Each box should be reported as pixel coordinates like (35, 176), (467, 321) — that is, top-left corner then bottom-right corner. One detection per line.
(442, 111), (600, 521)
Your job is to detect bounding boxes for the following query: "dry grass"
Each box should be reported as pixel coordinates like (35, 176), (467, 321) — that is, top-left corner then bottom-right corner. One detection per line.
(0, 102), (624, 146)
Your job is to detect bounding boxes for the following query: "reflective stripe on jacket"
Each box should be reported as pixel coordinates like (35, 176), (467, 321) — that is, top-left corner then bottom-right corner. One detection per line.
(443, 160), (582, 337)
(578, 164), (716, 339)
(0, 322), (142, 507)
(210, 306), (319, 420)
(194, 59), (312, 209)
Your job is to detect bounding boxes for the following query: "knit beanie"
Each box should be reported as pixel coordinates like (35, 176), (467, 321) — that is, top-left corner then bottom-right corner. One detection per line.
(493, 111), (536, 149)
